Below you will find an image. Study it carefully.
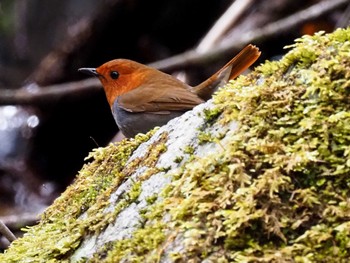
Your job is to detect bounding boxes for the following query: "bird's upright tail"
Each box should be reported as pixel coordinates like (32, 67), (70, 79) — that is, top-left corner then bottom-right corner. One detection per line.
(192, 44), (261, 101)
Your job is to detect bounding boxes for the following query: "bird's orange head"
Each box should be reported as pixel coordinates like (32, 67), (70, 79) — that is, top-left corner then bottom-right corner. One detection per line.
(79, 59), (153, 108)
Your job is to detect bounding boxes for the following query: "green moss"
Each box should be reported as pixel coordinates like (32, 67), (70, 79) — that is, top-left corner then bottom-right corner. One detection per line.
(161, 28), (350, 261)
(103, 222), (166, 263)
(89, 194), (169, 262)
(0, 130), (166, 262)
(158, 28), (350, 261)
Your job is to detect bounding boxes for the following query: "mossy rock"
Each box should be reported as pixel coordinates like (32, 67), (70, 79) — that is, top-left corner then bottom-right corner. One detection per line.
(1, 27), (350, 262)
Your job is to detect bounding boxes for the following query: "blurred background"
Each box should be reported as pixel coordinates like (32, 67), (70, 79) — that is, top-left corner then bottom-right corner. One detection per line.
(0, 0), (348, 249)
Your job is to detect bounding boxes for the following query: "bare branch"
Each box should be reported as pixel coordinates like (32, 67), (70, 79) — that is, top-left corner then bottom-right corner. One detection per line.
(149, 0), (348, 71)
(0, 213), (39, 229)
(0, 0), (347, 106)
(0, 78), (101, 105)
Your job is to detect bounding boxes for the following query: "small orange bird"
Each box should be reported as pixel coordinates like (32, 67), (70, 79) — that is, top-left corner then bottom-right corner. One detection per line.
(79, 44), (260, 137)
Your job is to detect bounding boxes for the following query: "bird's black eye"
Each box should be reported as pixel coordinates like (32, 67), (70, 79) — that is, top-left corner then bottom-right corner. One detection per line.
(110, 71), (119, 79)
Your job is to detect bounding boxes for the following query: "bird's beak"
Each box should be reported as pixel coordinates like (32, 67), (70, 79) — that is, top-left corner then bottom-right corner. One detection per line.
(78, 68), (100, 77)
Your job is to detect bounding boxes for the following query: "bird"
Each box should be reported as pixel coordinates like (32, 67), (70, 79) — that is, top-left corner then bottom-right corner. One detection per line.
(78, 44), (260, 138)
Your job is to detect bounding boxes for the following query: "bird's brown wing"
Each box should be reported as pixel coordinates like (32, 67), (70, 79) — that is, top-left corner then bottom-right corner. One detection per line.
(117, 74), (204, 113)
(191, 44), (261, 100)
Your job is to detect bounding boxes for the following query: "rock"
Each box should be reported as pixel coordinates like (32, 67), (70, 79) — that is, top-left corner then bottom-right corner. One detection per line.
(1, 27), (350, 262)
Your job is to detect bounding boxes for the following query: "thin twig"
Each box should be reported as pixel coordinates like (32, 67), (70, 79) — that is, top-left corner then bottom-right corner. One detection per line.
(336, 2), (350, 28)
(0, 219), (16, 243)
(174, 0), (253, 82)
(196, 0), (254, 53)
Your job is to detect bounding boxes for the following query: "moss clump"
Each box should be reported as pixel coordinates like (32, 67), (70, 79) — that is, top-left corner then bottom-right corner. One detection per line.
(197, 131), (214, 144)
(203, 107), (223, 123)
(173, 155), (184, 163)
(183, 145), (195, 155)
